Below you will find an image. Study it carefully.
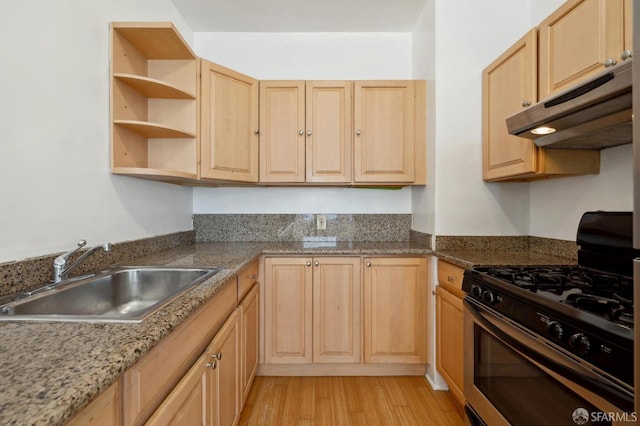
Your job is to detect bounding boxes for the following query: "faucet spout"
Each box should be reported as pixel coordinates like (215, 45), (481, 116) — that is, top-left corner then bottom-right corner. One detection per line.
(53, 240), (111, 283)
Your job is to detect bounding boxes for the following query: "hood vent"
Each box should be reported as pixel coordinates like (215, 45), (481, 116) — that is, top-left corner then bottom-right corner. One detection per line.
(506, 59), (632, 150)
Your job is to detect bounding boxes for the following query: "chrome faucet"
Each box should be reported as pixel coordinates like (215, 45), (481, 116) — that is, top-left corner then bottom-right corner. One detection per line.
(53, 239), (112, 283)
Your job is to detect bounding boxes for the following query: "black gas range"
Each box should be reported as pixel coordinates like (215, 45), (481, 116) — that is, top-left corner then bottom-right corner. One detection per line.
(462, 211), (635, 419)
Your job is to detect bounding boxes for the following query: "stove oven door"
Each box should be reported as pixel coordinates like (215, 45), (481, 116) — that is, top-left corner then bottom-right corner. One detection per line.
(464, 297), (634, 426)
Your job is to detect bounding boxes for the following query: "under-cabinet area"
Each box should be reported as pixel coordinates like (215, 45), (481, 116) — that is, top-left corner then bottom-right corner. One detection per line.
(110, 22), (427, 188)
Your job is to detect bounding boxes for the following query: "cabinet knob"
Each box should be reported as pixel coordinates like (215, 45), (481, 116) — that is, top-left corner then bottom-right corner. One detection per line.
(254, 129), (260, 135)
(248, 274), (257, 280)
(307, 130), (312, 136)
(521, 100), (531, 108)
(603, 58), (617, 67)
(447, 276), (455, 282)
(206, 351), (222, 369)
(299, 130), (304, 135)
(621, 50), (633, 61)
(314, 261), (319, 266)
(366, 261), (371, 267)
(306, 261), (312, 267)
(356, 130), (362, 136)
(432, 289), (437, 296)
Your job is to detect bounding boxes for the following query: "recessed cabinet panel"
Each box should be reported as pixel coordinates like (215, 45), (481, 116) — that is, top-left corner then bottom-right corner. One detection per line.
(264, 258), (313, 363)
(539, 0), (625, 98)
(483, 29), (538, 180)
(354, 82), (415, 183)
(436, 285), (465, 406)
(259, 82), (306, 182)
(306, 82), (352, 183)
(201, 60), (259, 182)
(363, 257), (427, 364)
(312, 257), (361, 363)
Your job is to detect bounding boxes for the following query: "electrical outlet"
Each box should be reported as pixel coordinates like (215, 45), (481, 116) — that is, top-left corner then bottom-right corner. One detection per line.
(316, 214), (327, 230)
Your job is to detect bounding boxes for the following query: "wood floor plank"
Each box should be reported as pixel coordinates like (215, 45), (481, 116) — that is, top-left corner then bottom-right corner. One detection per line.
(240, 376), (464, 425)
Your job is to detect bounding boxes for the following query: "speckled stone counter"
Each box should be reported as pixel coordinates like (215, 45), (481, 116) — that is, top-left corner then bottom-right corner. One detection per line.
(434, 250), (577, 269)
(0, 241), (432, 426)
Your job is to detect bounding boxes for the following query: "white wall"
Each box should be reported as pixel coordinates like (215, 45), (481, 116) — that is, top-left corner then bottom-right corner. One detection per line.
(0, 0), (194, 263)
(411, 0), (436, 235)
(432, 0), (531, 236)
(193, 32), (414, 214)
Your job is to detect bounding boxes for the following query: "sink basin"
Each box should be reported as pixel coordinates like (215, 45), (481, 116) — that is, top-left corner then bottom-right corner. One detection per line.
(0, 266), (222, 323)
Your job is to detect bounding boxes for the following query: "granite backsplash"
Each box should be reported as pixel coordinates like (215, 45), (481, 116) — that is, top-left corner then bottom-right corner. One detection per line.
(194, 214), (419, 243)
(0, 231), (195, 297)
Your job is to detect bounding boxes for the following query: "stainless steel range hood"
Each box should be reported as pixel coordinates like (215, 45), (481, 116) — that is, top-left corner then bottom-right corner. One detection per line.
(506, 59), (632, 149)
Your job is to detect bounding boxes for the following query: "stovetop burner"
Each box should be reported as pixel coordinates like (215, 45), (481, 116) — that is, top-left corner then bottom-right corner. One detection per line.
(483, 265), (634, 328)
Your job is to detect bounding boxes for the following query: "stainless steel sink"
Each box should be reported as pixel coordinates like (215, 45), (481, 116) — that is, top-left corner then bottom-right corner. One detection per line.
(0, 266), (222, 323)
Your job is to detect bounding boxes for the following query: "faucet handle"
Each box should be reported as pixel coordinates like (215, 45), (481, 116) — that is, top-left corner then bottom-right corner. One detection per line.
(53, 240), (87, 266)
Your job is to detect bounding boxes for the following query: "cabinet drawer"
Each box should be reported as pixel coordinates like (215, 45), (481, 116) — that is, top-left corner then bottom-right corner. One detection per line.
(238, 260), (258, 301)
(437, 260), (465, 296)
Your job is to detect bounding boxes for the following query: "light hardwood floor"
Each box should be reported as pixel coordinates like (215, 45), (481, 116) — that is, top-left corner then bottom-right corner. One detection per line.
(238, 376), (465, 425)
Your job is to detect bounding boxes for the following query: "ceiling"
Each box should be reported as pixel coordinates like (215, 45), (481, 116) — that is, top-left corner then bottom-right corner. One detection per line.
(170, 0), (429, 32)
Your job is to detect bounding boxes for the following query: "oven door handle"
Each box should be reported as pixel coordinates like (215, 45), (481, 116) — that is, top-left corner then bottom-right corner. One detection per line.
(464, 298), (634, 412)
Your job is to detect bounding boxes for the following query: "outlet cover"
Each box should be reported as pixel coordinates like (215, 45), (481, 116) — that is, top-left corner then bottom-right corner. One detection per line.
(316, 214), (327, 230)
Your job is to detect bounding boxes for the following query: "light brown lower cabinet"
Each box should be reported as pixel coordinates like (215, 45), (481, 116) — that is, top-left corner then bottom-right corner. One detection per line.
(261, 256), (428, 375)
(435, 259), (465, 406)
(363, 257), (428, 364)
(239, 283), (259, 404)
(67, 380), (121, 426)
(145, 309), (240, 426)
(263, 256), (361, 364)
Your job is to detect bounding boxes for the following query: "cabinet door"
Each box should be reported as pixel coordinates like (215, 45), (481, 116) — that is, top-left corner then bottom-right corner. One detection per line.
(483, 29), (538, 181)
(145, 355), (208, 426)
(623, 0), (633, 54)
(312, 257), (361, 363)
(363, 257), (427, 364)
(264, 257), (313, 363)
(239, 284), (259, 405)
(436, 286), (465, 406)
(539, 0), (625, 98)
(200, 60), (259, 182)
(354, 81), (415, 183)
(259, 81), (306, 182)
(305, 81), (352, 183)
(208, 309), (240, 426)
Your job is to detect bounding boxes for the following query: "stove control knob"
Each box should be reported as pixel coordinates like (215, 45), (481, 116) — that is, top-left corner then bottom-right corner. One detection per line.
(482, 291), (499, 305)
(569, 333), (591, 355)
(471, 285), (483, 298)
(545, 321), (564, 340)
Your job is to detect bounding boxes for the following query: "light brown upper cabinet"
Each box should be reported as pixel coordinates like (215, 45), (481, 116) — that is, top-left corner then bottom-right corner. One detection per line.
(200, 60), (259, 183)
(539, 0), (630, 98)
(259, 81), (352, 184)
(483, 29), (600, 181)
(110, 22), (198, 183)
(354, 81), (417, 184)
(483, 29), (539, 181)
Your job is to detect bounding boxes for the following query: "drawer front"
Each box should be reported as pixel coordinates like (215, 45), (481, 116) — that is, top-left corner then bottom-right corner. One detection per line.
(238, 260), (259, 301)
(437, 259), (465, 297)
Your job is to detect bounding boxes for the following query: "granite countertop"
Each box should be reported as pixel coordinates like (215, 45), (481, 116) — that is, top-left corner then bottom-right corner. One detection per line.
(0, 241), (432, 426)
(1, 240), (576, 425)
(435, 249), (577, 269)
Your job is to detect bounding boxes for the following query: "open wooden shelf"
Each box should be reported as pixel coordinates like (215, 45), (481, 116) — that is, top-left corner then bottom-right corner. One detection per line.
(112, 167), (198, 181)
(114, 120), (196, 139)
(114, 73), (196, 99)
(111, 23), (195, 60)
(111, 22), (198, 183)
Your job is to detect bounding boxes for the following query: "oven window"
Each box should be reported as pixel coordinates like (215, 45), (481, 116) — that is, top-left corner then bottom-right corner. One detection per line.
(475, 327), (611, 425)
